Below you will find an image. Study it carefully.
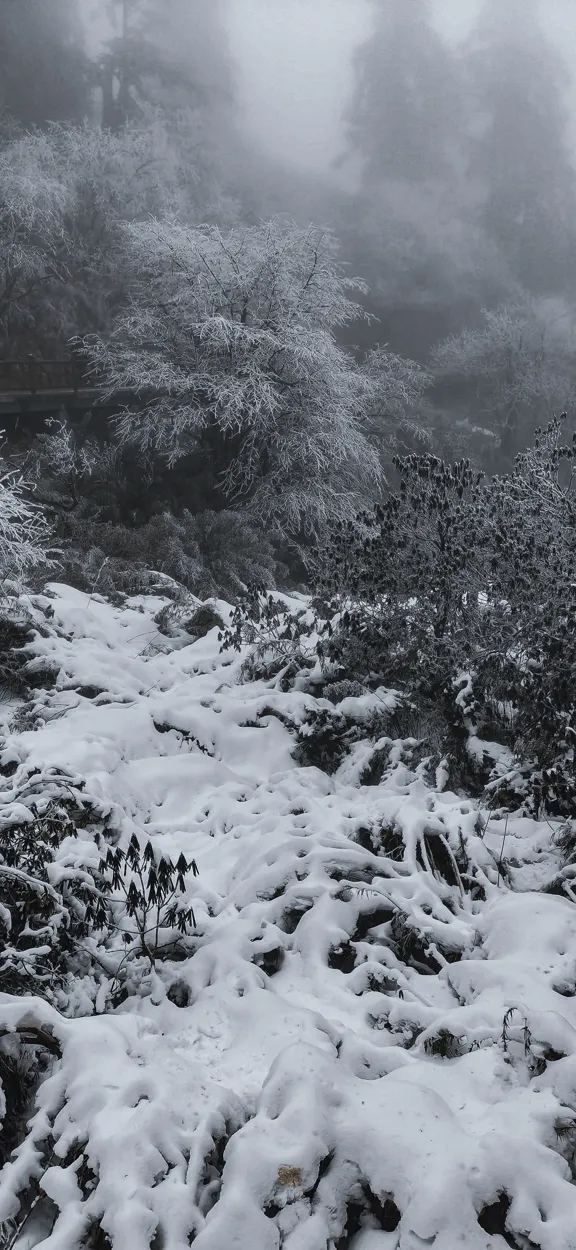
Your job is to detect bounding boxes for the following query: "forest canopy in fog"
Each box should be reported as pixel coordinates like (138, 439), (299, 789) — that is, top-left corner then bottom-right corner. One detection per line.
(0, 0), (576, 586)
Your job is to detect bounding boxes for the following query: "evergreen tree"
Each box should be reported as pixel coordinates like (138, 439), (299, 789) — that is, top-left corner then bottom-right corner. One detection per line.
(0, 0), (90, 128)
(346, 0), (462, 187)
(464, 0), (576, 293)
(337, 0), (488, 331)
(100, 0), (234, 133)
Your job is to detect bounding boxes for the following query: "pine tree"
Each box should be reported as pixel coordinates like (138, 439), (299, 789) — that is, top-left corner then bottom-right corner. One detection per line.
(338, 0), (484, 326)
(464, 0), (576, 293)
(0, 0), (90, 128)
(346, 0), (462, 187)
(100, 0), (234, 133)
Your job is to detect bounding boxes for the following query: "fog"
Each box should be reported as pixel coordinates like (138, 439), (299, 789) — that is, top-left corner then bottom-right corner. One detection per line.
(226, 0), (371, 175)
(5, 0), (576, 458)
(226, 0), (576, 176)
(77, 1), (494, 175)
(77, 1), (576, 179)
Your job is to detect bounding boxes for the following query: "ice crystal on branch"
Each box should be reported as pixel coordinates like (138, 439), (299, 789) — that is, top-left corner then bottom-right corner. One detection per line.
(84, 217), (429, 535)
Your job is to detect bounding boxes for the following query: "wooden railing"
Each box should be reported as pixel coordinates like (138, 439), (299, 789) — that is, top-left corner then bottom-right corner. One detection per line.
(0, 359), (91, 394)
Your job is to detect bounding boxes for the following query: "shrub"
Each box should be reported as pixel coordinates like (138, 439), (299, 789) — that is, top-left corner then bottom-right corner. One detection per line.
(223, 416), (576, 812)
(46, 509), (278, 603)
(27, 420), (280, 602)
(0, 799), (200, 1010)
(221, 589), (316, 684)
(0, 798), (107, 1002)
(314, 417), (576, 808)
(316, 453), (485, 697)
(90, 837), (199, 1004)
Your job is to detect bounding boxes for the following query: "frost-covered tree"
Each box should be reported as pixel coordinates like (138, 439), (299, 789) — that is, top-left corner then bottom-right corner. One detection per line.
(0, 130), (73, 355)
(100, 0), (234, 134)
(432, 297), (576, 462)
(97, 1), (239, 231)
(0, 461), (48, 587)
(84, 218), (429, 534)
(0, 117), (219, 355)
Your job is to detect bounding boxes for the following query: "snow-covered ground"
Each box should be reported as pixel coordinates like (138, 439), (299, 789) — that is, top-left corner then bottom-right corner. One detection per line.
(1, 586), (576, 1249)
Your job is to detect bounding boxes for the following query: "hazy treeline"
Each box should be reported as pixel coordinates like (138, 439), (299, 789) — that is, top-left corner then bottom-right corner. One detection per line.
(337, 0), (576, 464)
(0, 0), (575, 544)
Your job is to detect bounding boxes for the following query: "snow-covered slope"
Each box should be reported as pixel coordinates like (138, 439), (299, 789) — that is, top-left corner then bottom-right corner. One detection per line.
(1, 586), (576, 1250)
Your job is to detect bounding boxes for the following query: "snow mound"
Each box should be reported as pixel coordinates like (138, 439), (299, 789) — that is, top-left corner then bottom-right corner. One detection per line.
(0, 585), (575, 1249)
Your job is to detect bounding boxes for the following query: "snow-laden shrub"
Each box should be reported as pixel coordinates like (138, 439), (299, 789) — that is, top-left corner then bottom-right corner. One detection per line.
(317, 453), (485, 695)
(27, 420), (279, 601)
(222, 590), (310, 667)
(225, 417), (576, 812)
(50, 510), (277, 603)
(0, 772), (199, 1009)
(0, 798), (106, 1002)
(0, 783), (200, 1182)
(313, 416), (576, 809)
(82, 216), (430, 534)
(96, 836), (199, 986)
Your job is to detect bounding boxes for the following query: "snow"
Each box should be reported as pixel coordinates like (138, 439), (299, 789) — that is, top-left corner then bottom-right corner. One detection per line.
(1, 584), (576, 1248)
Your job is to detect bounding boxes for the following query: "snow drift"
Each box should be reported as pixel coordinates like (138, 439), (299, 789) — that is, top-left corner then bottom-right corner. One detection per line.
(0, 586), (575, 1248)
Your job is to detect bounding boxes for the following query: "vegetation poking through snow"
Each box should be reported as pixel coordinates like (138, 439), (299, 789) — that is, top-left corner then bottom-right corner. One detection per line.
(0, 586), (571, 1247)
(226, 416), (576, 817)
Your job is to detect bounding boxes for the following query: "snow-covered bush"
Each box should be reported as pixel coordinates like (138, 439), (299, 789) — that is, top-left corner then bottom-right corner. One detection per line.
(97, 835), (199, 979)
(319, 453), (485, 691)
(474, 416), (576, 811)
(0, 798), (106, 1003)
(28, 421), (278, 601)
(83, 216), (429, 534)
(222, 590), (309, 664)
(0, 777), (200, 1208)
(50, 510), (277, 603)
(314, 417), (576, 807)
(432, 296), (576, 463)
(227, 417), (576, 812)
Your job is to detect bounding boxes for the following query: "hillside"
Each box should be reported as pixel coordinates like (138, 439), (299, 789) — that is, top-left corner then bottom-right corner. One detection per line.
(0, 586), (575, 1250)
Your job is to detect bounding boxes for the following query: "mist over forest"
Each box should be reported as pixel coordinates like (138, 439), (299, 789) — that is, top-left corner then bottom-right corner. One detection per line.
(3, 0), (576, 480)
(0, 0), (575, 594)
